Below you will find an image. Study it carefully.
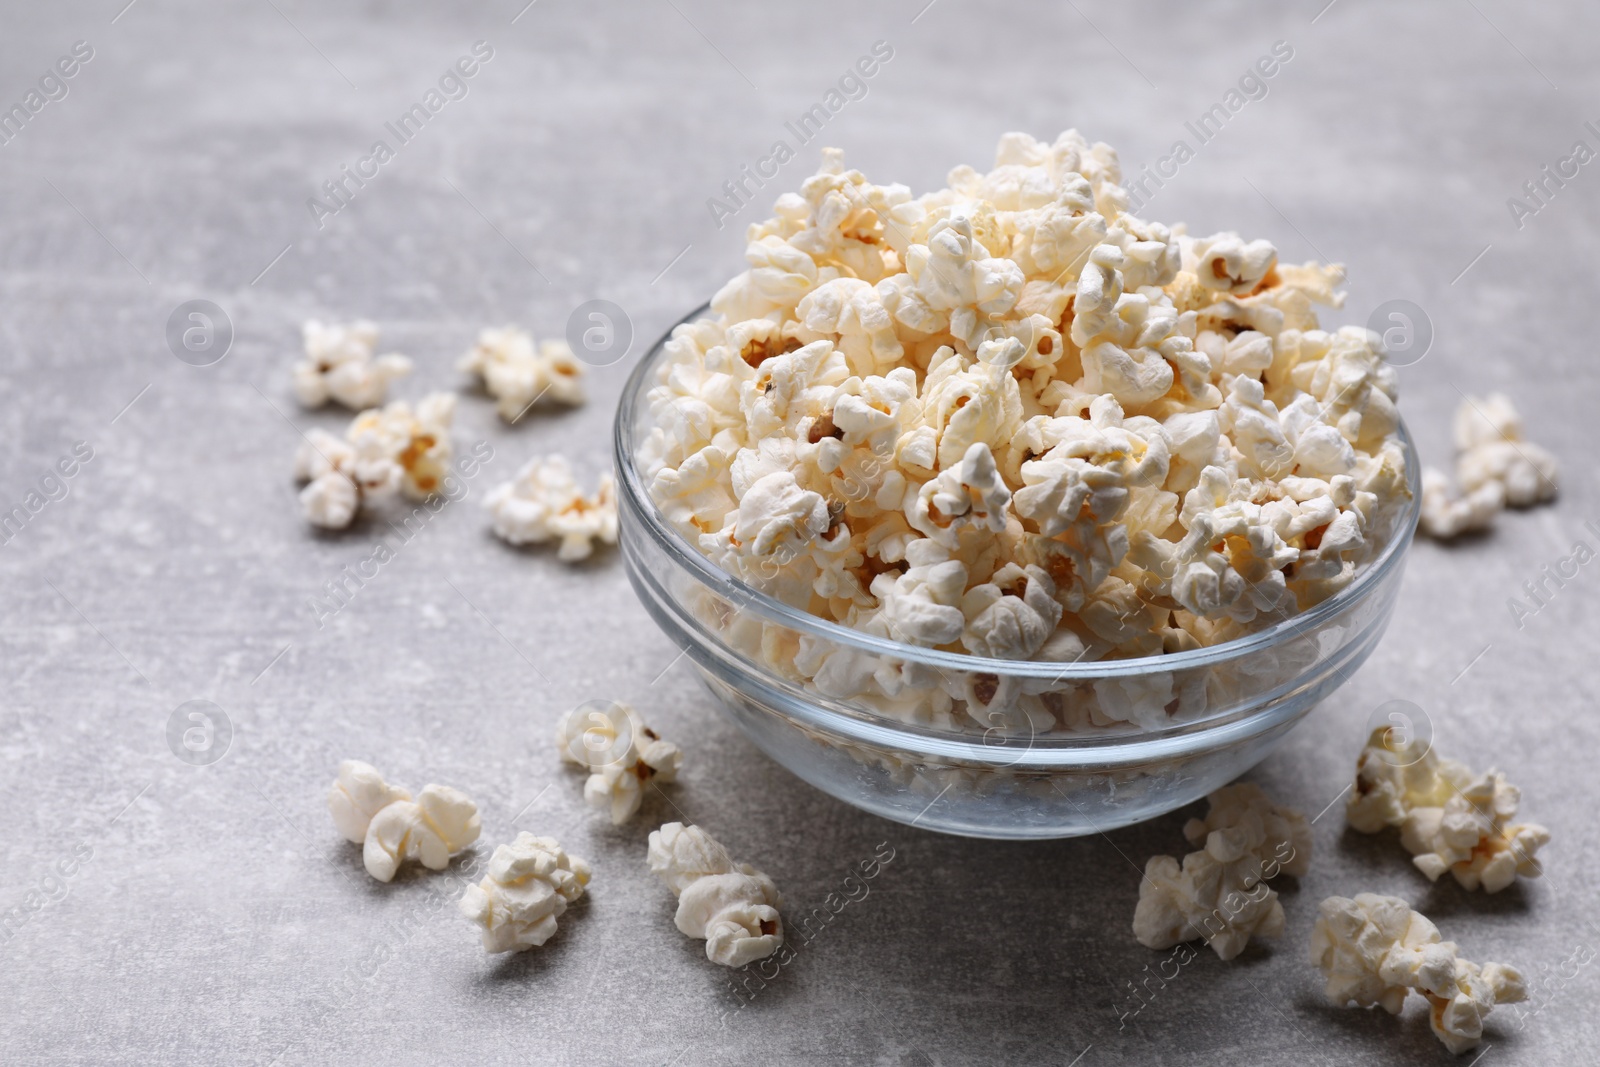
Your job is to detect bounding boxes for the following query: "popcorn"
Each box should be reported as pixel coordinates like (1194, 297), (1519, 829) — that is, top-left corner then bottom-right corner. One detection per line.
(327, 760), (411, 843)
(292, 319), (412, 410)
(292, 394), (456, 529)
(1309, 893), (1526, 1054)
(458, 833), (591, 952)
(1133, 784), (1310, 960)
(647, 822), (783, 967)
(641, 130), (1414, 735)
(1347, 727), (1549, 893)
(325, 761), (481, 882)
(1419, 394), (1557, 540)
(459, 325), (585, 422)
(485, 455), (618, 562)
(555, 700), (683, 824)
(363, 785), (481, 883)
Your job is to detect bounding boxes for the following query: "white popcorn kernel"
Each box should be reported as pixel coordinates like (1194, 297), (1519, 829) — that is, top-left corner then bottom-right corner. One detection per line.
(363, 784), (481, 883)
(458, 833), (591, 953)
(1418, 466), (1501, 540)
(293, 319), (412, 410)
(555, 700), (682, 825)
(907, 441), (1010, 548)
(486, 455), (618, 562)
(1347, 727), (1549, 892)
(459, 325), (586, 421)
(294, 395), (457, 529)
(327, 760), (411, 844)
(1132, 784), (1310, 960)
(647, 822), (783, 968)
(1183, 233), (1278, 295)
(1309, 893), (1526, 1054)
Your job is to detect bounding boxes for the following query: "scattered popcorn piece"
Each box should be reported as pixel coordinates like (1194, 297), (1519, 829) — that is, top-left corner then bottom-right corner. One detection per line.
(363, 784), (482, 883)
(325, 762), (481, 882)
(327, 759), (411, 843)
(1309, 893), (1526, 1054)
(1133, 783), (1310, 960)
(292, 394), (456, 528)
(458, 833), (591, 953)
(486, 455), (618, 561)
(555, 700), (682, 824)
(1420, 393), (1558, 541)
(648, 822), (783, 968)
(292, 319), (412, 410)
(640, 130), (1416, 736)
(459, 325), (585, 422)
(1347, 727), (1549, 893)
(1418, 466), (1502, 540)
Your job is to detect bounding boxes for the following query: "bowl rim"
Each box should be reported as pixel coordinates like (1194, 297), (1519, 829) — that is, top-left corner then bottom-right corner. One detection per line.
(614, 301), (1422, 681)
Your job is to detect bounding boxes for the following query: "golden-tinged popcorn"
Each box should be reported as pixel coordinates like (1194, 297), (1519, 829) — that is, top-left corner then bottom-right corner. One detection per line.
(1132, 783), (1309, 960)
(648, 822), (783, 968)
(485, 455), (617, 562)
(292, 319), (412, 410)
(1347, 727), (1549, 893)
(292, 394), (456, 529)
(325, 761), (481, 882)
(555, 700), (683, 824)
(1309, 893), (1526, 1054)
(458, 833), (590, 953)
(459, 325), (585, 422)
(641, 130), (1414, 735)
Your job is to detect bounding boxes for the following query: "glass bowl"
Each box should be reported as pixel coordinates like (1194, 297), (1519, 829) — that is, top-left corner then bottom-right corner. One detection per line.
(614, 305), (1421, 839)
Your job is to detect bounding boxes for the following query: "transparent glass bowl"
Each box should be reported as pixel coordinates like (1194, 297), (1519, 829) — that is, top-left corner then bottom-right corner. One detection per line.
(615, 307), (1422, 839)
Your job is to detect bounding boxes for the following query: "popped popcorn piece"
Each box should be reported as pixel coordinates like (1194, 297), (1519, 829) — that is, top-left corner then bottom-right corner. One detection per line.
(1419, 394), (1557, 541)
(555, 700), (683, 824)
(458, 833), (591, 953)
(326, 762), (481, 882)
(640, 130), (1416, 735)
(1419, 467), (1502, 539)
(1347, 727), (1549, 893)
(327, 759), (411, 844)
(363, 784), (481, 883)
(292, 319), (412, 410)
(292, 395), (456, 529)
(648, 822), (783, 968)
(1309, 893), (1526, 1054)
(1133, 784), (1310, 960)
(485, 455), (618, 561)
(459, 325), (585, 422)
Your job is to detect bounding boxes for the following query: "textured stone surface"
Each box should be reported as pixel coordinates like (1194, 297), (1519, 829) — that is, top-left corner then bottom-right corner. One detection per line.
(1, 1), (1596, 1063)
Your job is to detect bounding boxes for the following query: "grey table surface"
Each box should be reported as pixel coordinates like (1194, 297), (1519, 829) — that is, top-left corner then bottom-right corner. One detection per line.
(3, 1), (1597, 1064)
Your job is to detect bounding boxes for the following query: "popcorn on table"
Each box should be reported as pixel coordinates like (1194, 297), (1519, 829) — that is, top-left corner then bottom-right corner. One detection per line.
(293, 393), (456, 529)
(292, 319), (413, 410)
(459, 833), (591, 953)
(1419, 393), (1558, 540)
(1309, 893), (1526, 1054)
(326, 760), (481, 882)
(1133, 783), (1311, 960)
(459, 325), (585, 422)
(638, 129), (1413, 736)
(648, 822), (783, 968)
(1347, 726), (1549, 893)
(555, 700), (682, 824)
(486, 455), (618, 561)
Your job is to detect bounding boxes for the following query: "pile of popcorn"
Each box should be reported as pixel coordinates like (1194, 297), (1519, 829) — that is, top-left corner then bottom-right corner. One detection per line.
(639, 129), (1410, 732)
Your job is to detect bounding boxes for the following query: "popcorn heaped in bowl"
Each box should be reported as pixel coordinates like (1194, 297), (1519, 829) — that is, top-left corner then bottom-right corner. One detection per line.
(634, 131), (1413, 737)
